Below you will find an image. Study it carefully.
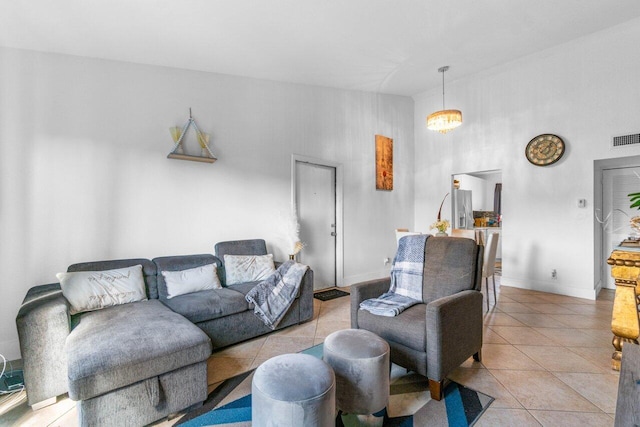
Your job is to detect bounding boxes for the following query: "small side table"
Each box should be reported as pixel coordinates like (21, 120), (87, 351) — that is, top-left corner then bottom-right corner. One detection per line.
(607, 247), (640, 370)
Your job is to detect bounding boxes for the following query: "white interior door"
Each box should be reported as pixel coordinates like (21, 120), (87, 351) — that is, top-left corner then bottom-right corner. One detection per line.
(602, 167), (640, 289)
(296, 161), (336, 290)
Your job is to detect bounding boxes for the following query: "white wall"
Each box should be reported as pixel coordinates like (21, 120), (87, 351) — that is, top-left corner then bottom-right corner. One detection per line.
(414, 17), (640, 300)
(0, 47), (414, 360)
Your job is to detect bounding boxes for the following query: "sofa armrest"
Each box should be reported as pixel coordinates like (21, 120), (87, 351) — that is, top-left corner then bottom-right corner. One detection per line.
(350, 277), (390, 328)
(425, 290), (482, 381)
(15, 284), (71, 407)
(297, 268), (314, 322)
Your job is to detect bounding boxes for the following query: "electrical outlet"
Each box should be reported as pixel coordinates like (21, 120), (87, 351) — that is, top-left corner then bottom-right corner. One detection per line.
(551, 269), (557, 279)
(383, 257), (390, 265)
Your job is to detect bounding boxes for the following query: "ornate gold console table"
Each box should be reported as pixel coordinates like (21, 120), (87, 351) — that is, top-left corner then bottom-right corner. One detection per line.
(607, 247), (640, 370)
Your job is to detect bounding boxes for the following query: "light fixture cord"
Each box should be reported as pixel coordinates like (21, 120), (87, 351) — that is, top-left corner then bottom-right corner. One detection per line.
(441, 69), (446, 109)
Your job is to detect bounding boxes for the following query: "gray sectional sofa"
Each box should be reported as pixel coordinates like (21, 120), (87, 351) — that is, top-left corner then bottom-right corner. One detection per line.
(15, 239), (314, 426)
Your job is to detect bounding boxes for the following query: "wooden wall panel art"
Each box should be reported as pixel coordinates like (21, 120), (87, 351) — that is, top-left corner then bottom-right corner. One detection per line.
(375, 135), (393, 191)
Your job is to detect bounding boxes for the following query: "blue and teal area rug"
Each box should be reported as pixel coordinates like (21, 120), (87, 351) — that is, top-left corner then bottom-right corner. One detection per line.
(176, 345), (493, 427)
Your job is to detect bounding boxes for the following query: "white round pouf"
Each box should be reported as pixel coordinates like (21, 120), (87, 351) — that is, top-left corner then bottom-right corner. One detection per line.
(252, 353), (335, 427)
(323, 329), (390, 415)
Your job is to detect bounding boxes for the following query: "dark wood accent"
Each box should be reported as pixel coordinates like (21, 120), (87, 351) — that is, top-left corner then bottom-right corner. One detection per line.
(473, 350), (482, 362)
(428, 379), (443, 401)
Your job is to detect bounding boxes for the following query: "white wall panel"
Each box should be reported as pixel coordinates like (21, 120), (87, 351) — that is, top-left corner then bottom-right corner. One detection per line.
(0, 49), (414, 359)
(414, 17), (640, 300)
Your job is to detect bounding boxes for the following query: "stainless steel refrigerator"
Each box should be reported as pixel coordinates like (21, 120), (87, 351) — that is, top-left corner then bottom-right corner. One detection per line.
(453, 189), (473, 229)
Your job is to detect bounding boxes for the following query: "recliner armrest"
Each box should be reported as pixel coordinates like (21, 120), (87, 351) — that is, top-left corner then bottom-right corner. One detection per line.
(16, 284), (71, 407)
(425, 290), (483, 381)
(350, 277), (390, 328)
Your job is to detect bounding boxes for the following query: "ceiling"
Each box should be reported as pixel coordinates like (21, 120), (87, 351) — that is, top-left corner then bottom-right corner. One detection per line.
(3, 0), (640, 97)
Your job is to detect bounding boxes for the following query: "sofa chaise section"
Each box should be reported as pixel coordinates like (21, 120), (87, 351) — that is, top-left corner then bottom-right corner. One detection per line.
(17, 258), (212, 426)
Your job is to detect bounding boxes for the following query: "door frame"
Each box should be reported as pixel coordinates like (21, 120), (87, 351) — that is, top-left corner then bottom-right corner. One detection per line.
(291, 154), (344, 287)
(594, 154), (640, 294)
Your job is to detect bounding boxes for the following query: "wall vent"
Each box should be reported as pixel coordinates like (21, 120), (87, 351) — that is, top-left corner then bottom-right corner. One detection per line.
(612, 133), (640, 148)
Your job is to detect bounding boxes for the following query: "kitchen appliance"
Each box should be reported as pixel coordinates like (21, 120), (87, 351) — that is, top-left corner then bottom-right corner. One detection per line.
(453, 189), (473, 229)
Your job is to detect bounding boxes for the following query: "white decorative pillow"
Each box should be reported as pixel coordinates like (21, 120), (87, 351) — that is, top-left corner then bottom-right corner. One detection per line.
(162, 263), (222, 299)
(224, 254), (276, 286)
(57, 265), (147, 315)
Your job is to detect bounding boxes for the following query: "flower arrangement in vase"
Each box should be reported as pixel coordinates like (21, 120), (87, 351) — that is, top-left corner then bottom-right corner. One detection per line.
(431, 193), (450, 236)
(431, 219), (450, 236)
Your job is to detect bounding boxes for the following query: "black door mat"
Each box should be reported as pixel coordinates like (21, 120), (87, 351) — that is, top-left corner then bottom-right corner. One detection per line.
(314, 289), (350, 301)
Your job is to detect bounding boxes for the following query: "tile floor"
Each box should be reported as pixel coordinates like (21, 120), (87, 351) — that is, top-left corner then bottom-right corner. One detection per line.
(0, 277), (621, 426)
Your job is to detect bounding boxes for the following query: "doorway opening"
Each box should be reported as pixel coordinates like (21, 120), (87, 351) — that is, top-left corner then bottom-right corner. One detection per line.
(451, 169), (503, 270)
(292, 155), (344, 291)
(594, 155), (640, 292)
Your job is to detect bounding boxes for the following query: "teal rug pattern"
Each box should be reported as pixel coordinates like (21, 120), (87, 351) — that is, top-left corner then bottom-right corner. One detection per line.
(176, 344), (493, 427)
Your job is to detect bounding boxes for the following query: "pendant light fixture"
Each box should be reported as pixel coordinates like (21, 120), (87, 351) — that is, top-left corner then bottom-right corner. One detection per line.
(426, 66), (462, 134)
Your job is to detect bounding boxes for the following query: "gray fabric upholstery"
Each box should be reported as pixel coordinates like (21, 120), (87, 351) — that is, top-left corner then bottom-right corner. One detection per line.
(152, 254), (222, 300)
(78, 362), (207, 427)
(16, 284), (70, 406)
(351, 237), (483, 386)
(162, 288), (248, 323)
(422, 237), (479, 304)
(323, 329), (389, 414)
(200, 305), (301, 349)
(66, 300), (211, 401)
(68, 258), (158, 299)
(214, 239), (268, 286)
(252, 354), (335, 427)
(350, 277), (391, 328)
(16, 243), (313, 422)
(426, 290), (483, 380)
(355, 303), (427, 352)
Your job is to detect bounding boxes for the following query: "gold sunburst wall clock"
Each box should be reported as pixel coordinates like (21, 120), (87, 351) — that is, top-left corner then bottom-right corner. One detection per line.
(525, 134), (565, 166)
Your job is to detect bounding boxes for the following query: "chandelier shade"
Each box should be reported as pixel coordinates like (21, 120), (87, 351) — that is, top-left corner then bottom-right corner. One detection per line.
(427, 66), (462, 134)
(426, 109), (463, 134)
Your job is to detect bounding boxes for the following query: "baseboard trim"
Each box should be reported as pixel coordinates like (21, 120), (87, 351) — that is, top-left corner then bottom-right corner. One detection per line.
(31, 396), (57, 411)
(343, 270), (389, 287)
(500, 277), (597, 300)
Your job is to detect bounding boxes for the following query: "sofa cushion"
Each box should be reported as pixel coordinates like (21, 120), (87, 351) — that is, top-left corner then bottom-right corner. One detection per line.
(214, 239), (268, 286)
(162, 263), (222, 299)
(356, 303), (427, 352)
(65, 299), (211, 401)
(152, 254), (222, 300)
(67, 258), (158, 300)
(58, 264), (147, 315)
(161, 288), (249, 323)
(223, 254), (275, 286)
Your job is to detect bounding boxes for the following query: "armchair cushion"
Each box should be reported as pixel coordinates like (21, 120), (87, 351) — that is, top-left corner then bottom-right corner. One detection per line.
(422, 237), (479, 304)
(355, 303), (427, 352)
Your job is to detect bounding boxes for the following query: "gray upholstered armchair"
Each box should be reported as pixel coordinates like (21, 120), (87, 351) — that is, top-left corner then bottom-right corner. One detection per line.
(351, 236), (483, 400)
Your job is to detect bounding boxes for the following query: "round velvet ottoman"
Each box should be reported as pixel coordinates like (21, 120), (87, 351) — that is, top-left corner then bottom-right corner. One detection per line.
(323, 329), (390, 415)
(252, 353), (336, 427)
